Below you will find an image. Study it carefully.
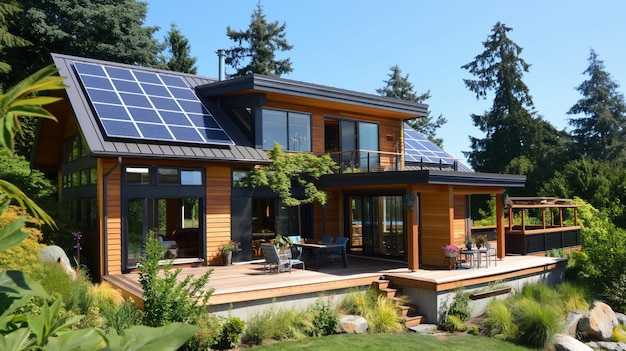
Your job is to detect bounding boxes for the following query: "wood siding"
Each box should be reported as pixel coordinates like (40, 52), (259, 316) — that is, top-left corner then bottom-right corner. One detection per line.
(453, 195), (467, 246)
(419, 187), (454, 267)
(101, 158), (122, 275)
(206, 166), (232, 265)
(313, 190), (341, 240)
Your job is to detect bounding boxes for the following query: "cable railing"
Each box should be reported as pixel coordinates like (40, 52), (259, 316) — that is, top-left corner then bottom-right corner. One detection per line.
(327, 149), (459, 174)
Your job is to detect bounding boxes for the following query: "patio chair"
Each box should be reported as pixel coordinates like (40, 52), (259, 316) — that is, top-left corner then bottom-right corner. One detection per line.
(327, 236), (349, 266)
(287, 235), (305, 261)
(158, 235), (176, 249)
(320, 236), (333, 244)
(261, 243), (304, 274)
(485, 243), (497, 267)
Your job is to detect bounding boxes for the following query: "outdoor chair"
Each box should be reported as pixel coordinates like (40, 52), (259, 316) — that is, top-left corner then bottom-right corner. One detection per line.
(326, 236), (349, 266)
(261, 243), (304, 274)
(158, 235), (176, 249)
(287, 235), (305, 261)
(320, 236), (333, 244)
(485, 243), (497, 267)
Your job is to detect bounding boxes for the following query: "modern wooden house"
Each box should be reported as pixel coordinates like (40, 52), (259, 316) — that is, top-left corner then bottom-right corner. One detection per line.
(33, 53), (577, 281)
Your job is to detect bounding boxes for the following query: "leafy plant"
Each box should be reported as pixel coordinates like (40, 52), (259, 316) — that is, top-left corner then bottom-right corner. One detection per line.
(212, 316), (245, 351)
(448, 287), (472, 322)
(444, 314), (468, 332)
(139, 232), (214, 327)
(308, 298), (340, 336)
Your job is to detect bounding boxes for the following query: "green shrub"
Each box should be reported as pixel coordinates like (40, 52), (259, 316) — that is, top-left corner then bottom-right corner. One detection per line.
(511, 298), (561, 349)
(519, 282), (558, 306)
(212, 315), (245, 351)
(444, 314), (468, 332)
(448, 287), (472, 322)
(555, 282), (592, 313)
(139, 233), (214, 327)
(605, 273), (626, 313)
(184, 313), (221, 351)
(308, 298), (340, 336)
(0, 206), (44, 275)
(243, 309), (273, 345)
(483, 299), (517, 340)
(365, 295), (404, 333)
(65, 269), (95, 315)
(468, 325), (480, 335)
(100, 299), (143, 333)
(612, 324), (626, 343)
(35, 262), (73, 301)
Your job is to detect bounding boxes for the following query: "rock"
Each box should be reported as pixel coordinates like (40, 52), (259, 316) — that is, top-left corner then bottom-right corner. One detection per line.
(564, 310), (586, 336)
(577, 301), (619, 341)
(408, 324), (438, 333)
(340, 315), (368, 334)
(40, 245), (77, 280)
(586, 341), (626, 351)
(553, 334), (594, 351)
(617, 313), (626, 326)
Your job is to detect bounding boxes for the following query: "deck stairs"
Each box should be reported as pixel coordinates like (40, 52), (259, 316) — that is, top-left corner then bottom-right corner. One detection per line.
(372, 279), (423, 328)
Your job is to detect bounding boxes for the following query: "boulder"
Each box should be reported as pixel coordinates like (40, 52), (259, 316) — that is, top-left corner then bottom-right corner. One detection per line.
(340, 315), (368, 334)
(564, 310), (586, 336)
(553, 334), (594, 351)
(40, 245), (77, 279)
(577, 301), (619, 341)
(617, 313), (626, 326)
(586, 341), (626, 351)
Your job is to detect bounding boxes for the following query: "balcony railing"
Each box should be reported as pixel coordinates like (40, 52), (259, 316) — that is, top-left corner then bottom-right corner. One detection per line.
(328, 149), (460, 174)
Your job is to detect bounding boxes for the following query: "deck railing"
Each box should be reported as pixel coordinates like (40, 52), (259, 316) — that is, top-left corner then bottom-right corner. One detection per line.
(328, 149), (460, 174)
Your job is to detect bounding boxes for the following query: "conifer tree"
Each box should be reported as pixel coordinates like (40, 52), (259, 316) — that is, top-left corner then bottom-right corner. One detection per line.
(225, 1), (293, 77)
(159, 24), (198, 74)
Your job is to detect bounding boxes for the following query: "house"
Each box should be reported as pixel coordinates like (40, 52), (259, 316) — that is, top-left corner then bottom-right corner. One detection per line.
(32, 53), (577, 281)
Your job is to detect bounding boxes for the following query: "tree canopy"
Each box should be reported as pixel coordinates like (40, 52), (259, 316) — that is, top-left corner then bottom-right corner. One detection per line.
(376, 65), (447, 147)
(158, 24), (198, 74)
(225, 2), (293, 77)
(567, 49), (626, 161)
(461, 22), (562, 179)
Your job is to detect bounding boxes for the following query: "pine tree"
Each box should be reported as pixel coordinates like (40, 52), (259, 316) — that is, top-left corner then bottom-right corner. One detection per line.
(225, 1), (293, 77)
(461, 22), (558, 175)
(158, 24), (198, 74)
(568, 49), (626, 161)
(376, 65), (447, 147)
(0, 1), (31, 77)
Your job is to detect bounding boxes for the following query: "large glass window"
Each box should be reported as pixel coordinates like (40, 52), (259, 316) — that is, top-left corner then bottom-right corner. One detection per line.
(262, 109), (311, 152)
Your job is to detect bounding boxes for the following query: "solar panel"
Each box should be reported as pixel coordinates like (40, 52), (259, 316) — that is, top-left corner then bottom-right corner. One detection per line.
(73, 61), (234, 146)
(403, 123), (472, 172)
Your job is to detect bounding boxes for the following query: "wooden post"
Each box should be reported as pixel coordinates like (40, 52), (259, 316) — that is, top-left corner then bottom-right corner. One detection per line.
(496, 193), (505, 259)
(521, 208), (526, 234)
(406, 188), (419, 271)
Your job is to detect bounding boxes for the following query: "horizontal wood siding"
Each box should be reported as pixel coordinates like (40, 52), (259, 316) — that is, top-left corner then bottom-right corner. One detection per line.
(453, 195), (467, 246)
(206, 166), (232, 265)
(420, 188), (453, 267)
(102, 158), (122, 275)
(313, 190), (341, 240)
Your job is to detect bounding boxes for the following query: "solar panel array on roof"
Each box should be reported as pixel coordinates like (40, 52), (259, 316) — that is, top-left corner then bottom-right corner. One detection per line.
(73, 61), (234, 146)
(404, 123), (472, 172)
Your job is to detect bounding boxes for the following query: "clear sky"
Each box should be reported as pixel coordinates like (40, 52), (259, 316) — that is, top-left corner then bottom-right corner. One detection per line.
(144, 0), (626, 166)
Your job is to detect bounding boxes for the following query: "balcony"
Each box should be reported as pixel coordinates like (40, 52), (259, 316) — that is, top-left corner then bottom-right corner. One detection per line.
(328, 150), (462, 174)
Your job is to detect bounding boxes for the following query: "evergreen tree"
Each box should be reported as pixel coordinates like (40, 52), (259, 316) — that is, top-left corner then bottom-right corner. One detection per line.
(225, 1), (293, 77)
(568, 49), (626, 161)
(0, 1), (31, 78)
(158, 24), (197, 74)
(376, 65), (447, 147)
(461, 22), (560, 177)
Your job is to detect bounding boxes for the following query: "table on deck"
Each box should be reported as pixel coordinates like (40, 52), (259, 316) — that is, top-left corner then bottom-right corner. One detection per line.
(293, 242), (348, 269)
(459, 249), (488, 269)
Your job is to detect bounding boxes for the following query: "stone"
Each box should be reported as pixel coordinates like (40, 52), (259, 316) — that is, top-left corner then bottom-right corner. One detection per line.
(586, 341), (626, 351)
(564, 310), (586, 336)
(577, 301), (619, 341)
(617, 313), (626, 326)
(408, 324), (438, 333)
(553, 334), (594, 351)
(340, 315), (368, 334)
(40, 245), (76, 279)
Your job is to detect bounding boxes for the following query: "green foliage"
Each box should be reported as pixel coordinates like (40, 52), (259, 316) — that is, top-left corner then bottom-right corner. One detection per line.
(139, 233), (214, 327)
(377, 65), (447, 147)
(612, 324), (626, 342)
(99, 299), (143, 334)
(511, 298), (561, 349)
(483, 299), (517, 340)
(0, 154), (55, 200)
(444, 314), (468, 332)
(33, 263), (72, 302)
(183, 313), (221, 351)
(212, 315), (245, 351)
(242, 143), (337, 207)
(225, 1), (293, 77)
(339, 288), (404, 333)
(308, 298), (340, 336)
(605, 273), (626, 313)
(158, 24), (197, 74)
(448, 288), (472, 322)
(0, 206), (44, 274)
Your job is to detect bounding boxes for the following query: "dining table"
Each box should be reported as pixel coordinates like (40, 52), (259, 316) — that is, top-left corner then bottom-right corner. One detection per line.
(459, 248), (488, 269)
(293, 242), (348, 269)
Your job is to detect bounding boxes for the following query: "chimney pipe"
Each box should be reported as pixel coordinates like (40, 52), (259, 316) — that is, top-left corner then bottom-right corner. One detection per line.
(217, 49), (226, 81)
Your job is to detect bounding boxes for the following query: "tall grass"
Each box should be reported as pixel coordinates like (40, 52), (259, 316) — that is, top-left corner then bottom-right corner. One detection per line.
(511, 298), (561, 349)
(483, 300), (517, 340)
(339, 287), (405, 333)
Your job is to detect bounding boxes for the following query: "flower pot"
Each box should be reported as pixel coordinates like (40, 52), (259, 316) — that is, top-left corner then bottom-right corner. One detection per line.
(222, 251), (232, 266)
(443, 251), (457, 258)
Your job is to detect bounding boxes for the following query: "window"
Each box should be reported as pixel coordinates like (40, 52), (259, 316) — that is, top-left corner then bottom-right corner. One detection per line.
(126, 167), (150, 184)
(232, 169), (250, 187)
(157, 168), (179, 184)
(262, 109), (311, 152)
(181, 170), (202, 185)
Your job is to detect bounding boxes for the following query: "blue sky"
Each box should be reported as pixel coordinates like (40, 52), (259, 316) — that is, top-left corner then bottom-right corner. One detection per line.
(144, 0), (626, 166)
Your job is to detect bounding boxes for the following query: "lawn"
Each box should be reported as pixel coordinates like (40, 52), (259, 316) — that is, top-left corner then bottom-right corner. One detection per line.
(248, 333), (535, 350)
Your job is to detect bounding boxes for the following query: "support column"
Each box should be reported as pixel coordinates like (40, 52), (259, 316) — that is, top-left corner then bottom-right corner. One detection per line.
(406, 188), (418, 271)
(496, 193), (505, 259)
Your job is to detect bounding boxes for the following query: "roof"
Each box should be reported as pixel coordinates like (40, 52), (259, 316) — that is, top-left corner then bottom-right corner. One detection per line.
(197, 74), (429, 118)
(48, 53), (269, 164)
(403, 123), (473, 172)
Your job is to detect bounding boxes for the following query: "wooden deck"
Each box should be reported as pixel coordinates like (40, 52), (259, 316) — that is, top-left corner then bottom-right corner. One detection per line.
(103, 254), (566, 309)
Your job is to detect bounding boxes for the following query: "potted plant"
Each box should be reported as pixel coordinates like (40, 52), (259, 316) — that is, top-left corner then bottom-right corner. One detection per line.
(273, 234), (293, 257)
(474, 234), (488, 249)
(442, 244), (460, 258)
(220, 241), (239, 266)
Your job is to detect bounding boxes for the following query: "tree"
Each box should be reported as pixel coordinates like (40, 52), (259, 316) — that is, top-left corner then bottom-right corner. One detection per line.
(376, 65), (447, 147)
(225, 1), (293, 77)
(0, 1), (31, 79)
(568, 49), (626, 161)
(158, 24), (198, 74)
(461, 22), (562, 177)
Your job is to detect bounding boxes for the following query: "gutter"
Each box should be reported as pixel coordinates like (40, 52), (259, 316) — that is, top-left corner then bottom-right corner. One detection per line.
(102, 156), (121, 276)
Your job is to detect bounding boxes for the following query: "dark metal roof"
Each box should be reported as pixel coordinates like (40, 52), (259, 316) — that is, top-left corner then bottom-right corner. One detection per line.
(318, 170), (526, 189)
(51, 53), (269, 164)
(197, 74), (428, 117)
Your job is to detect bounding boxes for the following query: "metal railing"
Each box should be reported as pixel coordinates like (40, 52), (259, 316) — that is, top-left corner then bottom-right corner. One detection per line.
(327, 149), (459, 174)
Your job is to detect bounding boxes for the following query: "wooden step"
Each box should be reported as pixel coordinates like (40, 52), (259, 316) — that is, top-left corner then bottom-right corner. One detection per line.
(390, 296), (402, 306)
(372, 279), (390, 290)
(402, 315), (423, 328)
(398, 305), (410, 317)
(378, 287), (397, 298)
